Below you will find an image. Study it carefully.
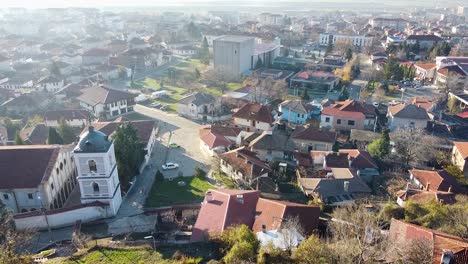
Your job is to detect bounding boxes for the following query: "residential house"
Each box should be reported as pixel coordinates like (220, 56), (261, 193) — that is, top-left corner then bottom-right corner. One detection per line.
(389, 219), (467, 264)
(396, 188), (456, 207)
(435, 65), (467, 89)
(452, 142), (468, 178)
(191, 189), (320, 242)
(19, 124), (49, 145)
(177, 92), (226, 122)
(310, 151), (350, 171)
(291, 125), (337, 152)
(338, 149), (379, 182)
(76, 85), (137, 119)
(289, 71), (340, 97)
(36, 75), (65, 93)
(82, 48), (111, 66)
(297, 167), (372, 205)
(279, 100), (321, 125)
(220, 147), (272, 183)
(407, 97), (434, 112)
(409, 169), (464, 194)
(0, 94), (40, 117)
(414, 63), (436, 82)
(387, 103), (430, 131)
(0, 145), (78, 213)
(199, 125), (242, 156)
(172, 45), (197, 57)
(232, 102), (278, 132)
(245, 130), (291, 162)
(90, 120), (157, 170)
(406, 35), (442, 50)
(44, 109), (90, 128)
(320, 100), (377, 131)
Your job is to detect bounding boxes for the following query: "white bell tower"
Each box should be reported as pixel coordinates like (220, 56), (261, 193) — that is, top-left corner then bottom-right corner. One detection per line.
(73, 126), (122, 216)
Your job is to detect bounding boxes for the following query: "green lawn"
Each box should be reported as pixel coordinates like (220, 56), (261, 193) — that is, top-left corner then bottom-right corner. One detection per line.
(58, 247), (166, 264)
(145, 176), (215, 207)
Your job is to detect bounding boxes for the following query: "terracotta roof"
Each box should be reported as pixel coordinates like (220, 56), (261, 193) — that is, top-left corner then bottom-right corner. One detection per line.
(388, 103), (430, 120)
(232, 102), (275, 124)
(252, 198), (320, 235)
(199, 125), (241, 149)
(339, 149), (378, 169)
(191, 189), (260, 242)
(407, 97), (433, 112)
(414, 63), (436, 70)
(396, 189), (456, 205)
(437, 65), (466, 77)
(321, 100), (376, 119)
(453, 141), (468, 159)
(410, 169), (464, 193)
(221, 147), (271, 179)
(292, 125), (337, 143)
(77, 85), (136, 106)
(0, 145), (60, 189)
(44, 109), (89, 122)
(389, 219), (468, 264)
(324, 152), (349, 168)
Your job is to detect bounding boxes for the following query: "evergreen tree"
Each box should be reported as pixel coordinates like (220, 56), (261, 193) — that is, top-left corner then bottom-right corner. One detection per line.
(332, 141), (340, 152)
(301, 89), (310, 100)
(57, 119), (76, 144)
(200, 36), (210, 65)
(47, 127), (63, 145)
(345, 48), (353, 61)
(113, 123), (145, 190)
(368, 128), (390, 160)
(194, 67), (201, 80)
(339, 86), (350, 101)
(14, 132), (24, 145)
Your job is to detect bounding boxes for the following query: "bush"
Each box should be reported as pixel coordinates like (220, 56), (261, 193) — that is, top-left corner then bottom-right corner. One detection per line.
(155, 170), (164, 182)
(195, 167), (206, 179)
(223, 241), (256, 264)
(379, 202), (405, 223)
(258, 244), (291, 264)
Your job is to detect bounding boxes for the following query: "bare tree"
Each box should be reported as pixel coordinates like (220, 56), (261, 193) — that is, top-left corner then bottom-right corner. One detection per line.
(0, 206), (33, 263)
(277, 216), (305, 253)
(328, 204), (390, 264)
(394, 238), (433, 264)
(391, 128), (430, 168)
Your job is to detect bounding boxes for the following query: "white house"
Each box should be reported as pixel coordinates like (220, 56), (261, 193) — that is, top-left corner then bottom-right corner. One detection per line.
(177, 92), (218, 121)
(232, 102), (278, 132)
(0, 145), (78, 213)
(319, 33), (374, 47)
(77, 85), (137, 119)
(387, 103), (430, 131)
(73, 126), (122, 216)
(44, 109), (90, 128)
(36, 75), (65, 93)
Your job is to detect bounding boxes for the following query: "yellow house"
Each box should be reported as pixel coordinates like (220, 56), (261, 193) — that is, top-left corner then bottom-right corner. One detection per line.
(452, 142), (468, 178)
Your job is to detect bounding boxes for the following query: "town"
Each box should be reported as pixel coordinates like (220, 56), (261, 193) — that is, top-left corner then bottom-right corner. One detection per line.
(0, 1), (467, 263)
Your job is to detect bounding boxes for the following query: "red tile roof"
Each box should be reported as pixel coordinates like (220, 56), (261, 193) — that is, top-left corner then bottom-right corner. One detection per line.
(339, 149), (378, 169)
(389, 219), (467, 264)
(252, 198), (320, 235)
(414, 63), (436, 70)
(292, 125), (337, 143)
(396, 189), (456, 205)
(437, 65), (466, 77)
(410, 169), (464, 194)
(232, 102), (275, 124)
(0, 145), (60, 189)
(191, 189), (260, 242)
(220, 147), (272, 179)
(453, 142), (468, 159)
(321, 100), (376, 119)
(199, 125), (241, 149)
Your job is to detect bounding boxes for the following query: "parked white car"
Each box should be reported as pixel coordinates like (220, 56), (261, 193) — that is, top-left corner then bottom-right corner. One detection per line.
(162, 162), (179, 170)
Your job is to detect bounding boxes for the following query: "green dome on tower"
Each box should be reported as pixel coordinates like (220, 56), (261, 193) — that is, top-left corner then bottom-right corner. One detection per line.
(74, 126), (112, 153)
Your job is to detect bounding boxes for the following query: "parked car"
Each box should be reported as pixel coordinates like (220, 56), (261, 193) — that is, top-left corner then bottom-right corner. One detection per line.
(151, 102), (161, 108)
(162, 162), (179, 170)
(415, 86), (424, 91)
(160, 105), (168, 111)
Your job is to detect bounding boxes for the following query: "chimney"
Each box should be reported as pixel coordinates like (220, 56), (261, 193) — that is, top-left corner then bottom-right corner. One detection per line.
(344, 181), (350, 192)
(426, 182), (431, 191)
(262, 224), (266, 233)
(236, 194), (244, 204)
(348, 157), (354, 168)
(205, 191), (213, 203)
(448, 185), (452, 193)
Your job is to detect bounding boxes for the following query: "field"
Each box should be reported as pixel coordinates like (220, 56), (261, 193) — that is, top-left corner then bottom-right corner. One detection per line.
(145, 176), (215, 207)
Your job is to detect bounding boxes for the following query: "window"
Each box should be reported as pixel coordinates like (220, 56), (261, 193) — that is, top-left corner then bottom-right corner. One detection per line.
(297, 113), (300, 117)
(337, 119), (341, 124)
(92, 182), (100, 194)
(28, 193), (34, 199)
(56, 168), (59, 174)
(325, 117), (330, 122)
(3, 194), (8, 200)
(88, 160), (97, 173)
(60, 162), (63, 170)
(348, 120), (355, 126)
(50, 183), (54, 190)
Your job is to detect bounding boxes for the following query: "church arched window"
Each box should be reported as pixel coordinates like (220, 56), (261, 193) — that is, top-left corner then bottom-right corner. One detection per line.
(92, 182), (100, 194)
(88, 160), (97, 173)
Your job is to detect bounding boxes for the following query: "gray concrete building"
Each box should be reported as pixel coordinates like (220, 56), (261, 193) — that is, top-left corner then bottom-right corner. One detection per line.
(213, 35), (255, 81)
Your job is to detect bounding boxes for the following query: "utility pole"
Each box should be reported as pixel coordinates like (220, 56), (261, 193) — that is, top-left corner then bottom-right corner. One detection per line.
(37, 192), (53, 243)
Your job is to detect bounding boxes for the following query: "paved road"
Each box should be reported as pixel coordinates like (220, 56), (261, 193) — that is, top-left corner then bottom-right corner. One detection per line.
(134, 104), (211, 178)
